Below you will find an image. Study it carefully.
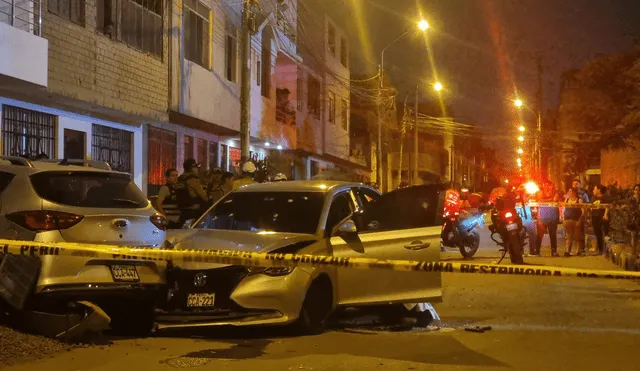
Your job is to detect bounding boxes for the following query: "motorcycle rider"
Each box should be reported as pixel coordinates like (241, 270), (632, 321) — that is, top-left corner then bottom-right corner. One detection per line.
(273, 173), (288, 182)
(233, 161), (257, 190)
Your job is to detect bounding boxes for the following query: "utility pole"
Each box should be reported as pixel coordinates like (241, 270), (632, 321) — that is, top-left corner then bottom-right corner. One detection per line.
(377, 64), (384, 191)
(239, 0), (252, 162)
(535, 53), (543, 178)
(413, 85), (419, 185)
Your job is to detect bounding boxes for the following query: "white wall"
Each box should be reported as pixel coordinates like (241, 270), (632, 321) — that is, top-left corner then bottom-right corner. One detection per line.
(0, 97), (144, 188)
(0, 20), (48, 87)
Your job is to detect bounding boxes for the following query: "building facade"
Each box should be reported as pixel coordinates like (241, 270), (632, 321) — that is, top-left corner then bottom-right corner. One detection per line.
(1, 0), (361, 196)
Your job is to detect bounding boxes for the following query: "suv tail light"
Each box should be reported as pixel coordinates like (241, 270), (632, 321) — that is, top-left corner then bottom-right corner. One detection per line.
(6, 210), (83, 231)
(150, 213), (167, 231)
(504, 212), (513, 219)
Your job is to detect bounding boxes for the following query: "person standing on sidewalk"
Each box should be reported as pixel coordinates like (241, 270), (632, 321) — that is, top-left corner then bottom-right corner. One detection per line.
(210, 171), (235, 205)
(233, 161), (257, 190)
(591, 185), (611, 255)
(563, 187), (585, 256)
(535, 181), (562, 257)
(177, 158), (209, 225)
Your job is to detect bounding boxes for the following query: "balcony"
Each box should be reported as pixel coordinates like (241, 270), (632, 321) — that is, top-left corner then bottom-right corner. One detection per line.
(0, 0), (48, 87)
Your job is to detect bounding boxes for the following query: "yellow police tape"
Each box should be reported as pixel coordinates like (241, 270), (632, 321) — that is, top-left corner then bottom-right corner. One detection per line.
(529, 202), (618, 209)
(1, 238), (639, 281)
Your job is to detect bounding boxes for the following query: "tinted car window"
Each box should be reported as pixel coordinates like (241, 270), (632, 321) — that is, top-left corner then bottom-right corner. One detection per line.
(326, 192), (355, 233)
(355, 187), (380, 209)
(30, 171), (148, 208)
(358, 185), (444, 232)
(0, 172), (16, 195)
(196, 192), (325, 234)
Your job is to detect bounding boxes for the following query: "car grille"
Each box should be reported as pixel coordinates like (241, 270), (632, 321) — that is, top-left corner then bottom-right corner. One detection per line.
(166, 266), (249, 311)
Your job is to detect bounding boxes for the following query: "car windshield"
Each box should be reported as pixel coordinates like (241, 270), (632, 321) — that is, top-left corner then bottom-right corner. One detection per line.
(195, 191), (325, 234)
(30, 171), (149, 209)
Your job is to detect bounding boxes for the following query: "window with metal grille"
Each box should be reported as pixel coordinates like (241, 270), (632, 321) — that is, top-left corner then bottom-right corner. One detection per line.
(327, 23), (336, 56)
(209, 141), (218, 169)
(1, 105), (56, 159)
(49, 0), (85, 25)
(120, 0), (163, 58)
(147, 126), (176, 196)
(91, 124), (133, 173)
(184, 0), (211, 69)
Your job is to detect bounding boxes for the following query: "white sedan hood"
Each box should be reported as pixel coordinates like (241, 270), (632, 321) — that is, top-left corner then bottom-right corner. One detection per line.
(166, 229), (318, 269)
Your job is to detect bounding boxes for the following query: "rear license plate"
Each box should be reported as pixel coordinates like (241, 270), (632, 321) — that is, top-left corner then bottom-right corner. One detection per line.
(506, 223), (518, 231)
(109, 265), (140, 282)
(187, 293), (215, 308)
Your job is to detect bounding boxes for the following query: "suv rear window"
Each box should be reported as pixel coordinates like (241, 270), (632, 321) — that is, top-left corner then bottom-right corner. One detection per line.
(30, 171), (148, 209)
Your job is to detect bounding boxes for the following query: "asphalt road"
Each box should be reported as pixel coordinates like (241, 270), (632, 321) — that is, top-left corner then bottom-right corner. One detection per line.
(4, 231), (640, 371)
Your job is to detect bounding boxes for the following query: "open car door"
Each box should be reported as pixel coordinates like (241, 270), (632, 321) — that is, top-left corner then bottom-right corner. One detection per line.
(330, 185), (445, 306)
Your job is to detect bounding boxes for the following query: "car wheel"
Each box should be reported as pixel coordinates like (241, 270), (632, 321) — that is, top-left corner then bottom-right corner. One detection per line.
(292, 275), (333, 336)
(106, 301), (155, 337)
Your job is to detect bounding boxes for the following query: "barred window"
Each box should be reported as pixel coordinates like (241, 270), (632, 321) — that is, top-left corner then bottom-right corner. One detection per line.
(197, 138), (207, 167)
(92, 124), (133, 173)
(1, 105), (56, 159)
(148, 127), (176, 196)
(121, 0), (163, 58)
(327, 23), (336, 56)
(184, 0), (211, 69)
(49, 0), (85, 25)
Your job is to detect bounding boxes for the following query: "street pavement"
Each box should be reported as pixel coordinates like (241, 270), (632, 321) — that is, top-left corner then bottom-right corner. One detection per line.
(3, 229), (640, 371)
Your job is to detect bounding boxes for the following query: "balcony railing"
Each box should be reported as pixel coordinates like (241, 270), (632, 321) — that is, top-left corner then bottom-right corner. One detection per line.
(0, 0), (42, 36)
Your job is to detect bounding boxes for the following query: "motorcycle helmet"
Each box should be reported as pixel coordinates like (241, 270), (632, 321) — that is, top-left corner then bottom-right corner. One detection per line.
(273, 173), (287, 182)
(242, 161), (256, 174)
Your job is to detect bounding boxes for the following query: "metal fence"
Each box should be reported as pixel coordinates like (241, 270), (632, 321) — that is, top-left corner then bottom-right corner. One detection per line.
(1, 105), (56, 158)
(0, 0), (42, 36)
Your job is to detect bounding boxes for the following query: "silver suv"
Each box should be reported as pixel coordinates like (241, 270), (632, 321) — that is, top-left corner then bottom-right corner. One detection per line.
(0, 157), (167, 334)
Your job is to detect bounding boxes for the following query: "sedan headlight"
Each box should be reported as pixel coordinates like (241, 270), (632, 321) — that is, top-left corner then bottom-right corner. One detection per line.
(248, 266), (295, 276)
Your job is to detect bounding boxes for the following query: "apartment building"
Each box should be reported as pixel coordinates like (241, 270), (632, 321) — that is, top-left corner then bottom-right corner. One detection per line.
(0, 0), (170, 189)
(1, 0), (362, 194)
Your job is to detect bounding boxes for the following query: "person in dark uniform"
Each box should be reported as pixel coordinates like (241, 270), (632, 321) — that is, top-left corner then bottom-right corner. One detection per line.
(177, 158), (209, 225)
(154, 168), (181, 229)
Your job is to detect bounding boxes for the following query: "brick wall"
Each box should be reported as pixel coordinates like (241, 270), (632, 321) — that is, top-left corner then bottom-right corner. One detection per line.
(43, 0), (169, 121)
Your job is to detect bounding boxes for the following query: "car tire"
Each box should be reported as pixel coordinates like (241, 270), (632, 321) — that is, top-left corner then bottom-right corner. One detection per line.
(292, 275), (333, 336)
(106, 302), (155, 337)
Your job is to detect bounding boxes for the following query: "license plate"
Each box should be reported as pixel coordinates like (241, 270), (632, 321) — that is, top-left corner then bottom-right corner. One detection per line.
(506, 223), (518, 231)
(187, 293), (215, 308)
(109, 265), (140, 282)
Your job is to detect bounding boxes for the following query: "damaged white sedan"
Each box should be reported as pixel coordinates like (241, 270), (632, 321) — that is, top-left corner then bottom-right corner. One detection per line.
(157, 181), (445, 334)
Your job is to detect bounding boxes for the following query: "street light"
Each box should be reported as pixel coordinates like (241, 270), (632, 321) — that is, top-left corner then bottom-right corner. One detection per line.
(379, 19), (430, 191)
(517, 135), (524, 142)
(514, 99), (523, 108)
(517, 148), (524, 154)
(433, 82), (443, 92)
(518, 125), (525, 132)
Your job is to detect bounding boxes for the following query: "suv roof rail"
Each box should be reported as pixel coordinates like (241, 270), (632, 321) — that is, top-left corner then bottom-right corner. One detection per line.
(0, 156), (34, 167)
(34, 159), (113, 170)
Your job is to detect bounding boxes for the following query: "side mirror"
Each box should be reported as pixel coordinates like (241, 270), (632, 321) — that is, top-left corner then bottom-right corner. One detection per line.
(182, 219), (195, 229)
(337, 219), (358, 236)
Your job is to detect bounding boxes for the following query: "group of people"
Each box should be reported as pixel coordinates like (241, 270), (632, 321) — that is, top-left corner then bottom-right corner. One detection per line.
(534, 179), (612, 257)
(153, 159), (288, 229)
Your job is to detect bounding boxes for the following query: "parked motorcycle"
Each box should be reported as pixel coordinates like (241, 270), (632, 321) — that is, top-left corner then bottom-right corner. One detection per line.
(441, 209), (483, 258)
(488, 190), (526, 264)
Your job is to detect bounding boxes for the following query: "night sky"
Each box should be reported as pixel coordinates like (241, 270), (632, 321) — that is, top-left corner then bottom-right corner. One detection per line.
(343, 0), (640, 145)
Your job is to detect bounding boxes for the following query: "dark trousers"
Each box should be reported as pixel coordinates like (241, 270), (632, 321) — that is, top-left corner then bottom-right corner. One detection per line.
(591, 215), (609, 254)
(536, 219), (558, 253)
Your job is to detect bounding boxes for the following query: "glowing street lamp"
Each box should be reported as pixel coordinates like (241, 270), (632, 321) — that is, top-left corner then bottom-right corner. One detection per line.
(433, 82), (443, 92)
(418, 19), (429, 31)
(514, 99), (523, 108)
(517, 148), (524, 154)
(518, 125), (525, 132)
(517, 135), (524, 142)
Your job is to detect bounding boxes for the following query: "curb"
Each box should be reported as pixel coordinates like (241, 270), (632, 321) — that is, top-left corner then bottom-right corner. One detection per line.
(605, 243), (640, 272)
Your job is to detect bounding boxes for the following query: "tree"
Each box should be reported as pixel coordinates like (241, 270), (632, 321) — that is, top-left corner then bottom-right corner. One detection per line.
(559, 49), (640, 173)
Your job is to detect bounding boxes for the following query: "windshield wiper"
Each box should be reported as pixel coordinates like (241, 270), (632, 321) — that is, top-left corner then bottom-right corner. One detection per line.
(111, 198), (141, 206)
